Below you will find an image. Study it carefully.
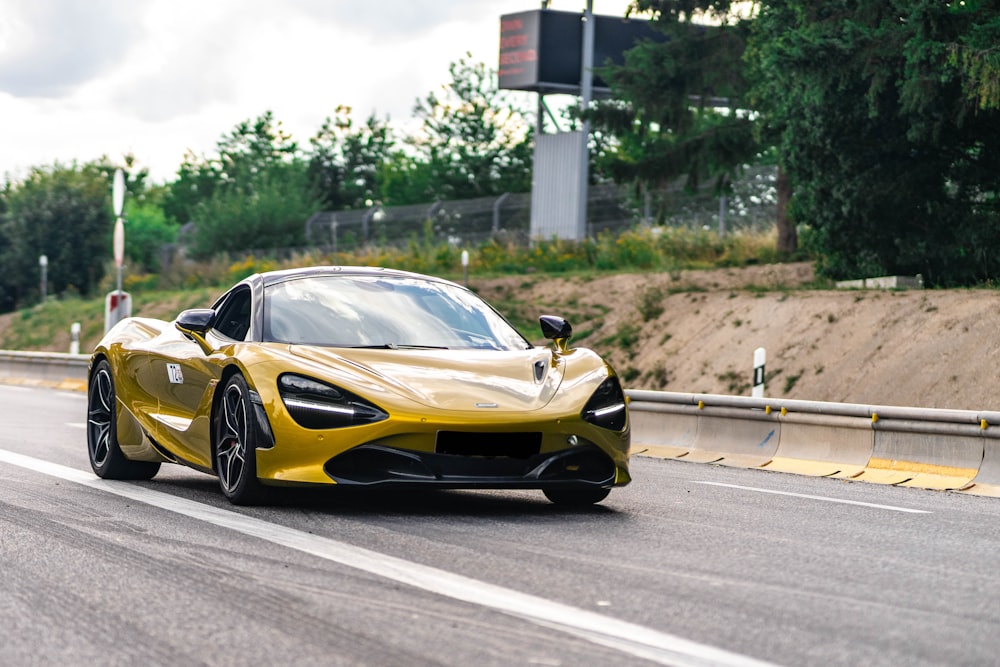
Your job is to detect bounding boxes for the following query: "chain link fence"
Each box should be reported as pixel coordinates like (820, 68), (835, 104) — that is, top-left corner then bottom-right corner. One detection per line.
(303, 165), (778, 252)
(161, 166), (778, 270)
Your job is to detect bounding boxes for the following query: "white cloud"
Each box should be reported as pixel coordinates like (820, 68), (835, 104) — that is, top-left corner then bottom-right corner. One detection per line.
(0, 0), (148, 97)
(0, 0), (635, 183)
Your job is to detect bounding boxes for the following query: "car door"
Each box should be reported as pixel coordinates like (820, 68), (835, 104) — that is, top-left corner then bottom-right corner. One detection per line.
(149, 286), (254, 468)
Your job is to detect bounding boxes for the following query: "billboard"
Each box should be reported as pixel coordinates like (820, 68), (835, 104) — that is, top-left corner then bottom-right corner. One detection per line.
(498, 9), (664, 96)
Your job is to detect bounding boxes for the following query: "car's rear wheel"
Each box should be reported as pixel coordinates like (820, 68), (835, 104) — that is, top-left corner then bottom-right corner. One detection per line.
(87, 360), (160, 480)
(543, 486), (610, 506)
(216, 373), (266, 505)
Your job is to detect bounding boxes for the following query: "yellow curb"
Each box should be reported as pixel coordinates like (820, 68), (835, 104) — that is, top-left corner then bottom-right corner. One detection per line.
(867, 457), (978, 478)
(632, 444), (691, 459)
(851, 459), (979, 488)
(714, 454), (772, 468)
(56, 379), (87, 392)
(0, 377), (87, 392)
(898, 473), (978, 491)
(761, 456), (863, 478)
(849, 469), (914, 484)
(673, 450), (726, 464)
(957, 483), (1000, 498)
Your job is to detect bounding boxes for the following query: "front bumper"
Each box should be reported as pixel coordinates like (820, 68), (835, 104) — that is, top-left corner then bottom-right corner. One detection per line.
(323, 443), (617, 489)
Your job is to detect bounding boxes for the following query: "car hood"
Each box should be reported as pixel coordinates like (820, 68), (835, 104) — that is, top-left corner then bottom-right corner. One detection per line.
(288, 345), (564, 412)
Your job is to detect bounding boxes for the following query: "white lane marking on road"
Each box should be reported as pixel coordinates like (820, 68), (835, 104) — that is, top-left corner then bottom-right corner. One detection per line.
(65, 423), (86, 429)
(57, 392), (86, 400)
(0, 449), (777, 667)
(0, 385), (30, 392)
(694, 481), (932, 514)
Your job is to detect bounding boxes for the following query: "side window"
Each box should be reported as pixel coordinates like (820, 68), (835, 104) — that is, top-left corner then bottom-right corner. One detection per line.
(214, 288), (252, 341)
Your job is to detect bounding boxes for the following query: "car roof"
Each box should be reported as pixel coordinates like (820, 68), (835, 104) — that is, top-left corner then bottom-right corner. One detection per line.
(254, 266), (455, 289)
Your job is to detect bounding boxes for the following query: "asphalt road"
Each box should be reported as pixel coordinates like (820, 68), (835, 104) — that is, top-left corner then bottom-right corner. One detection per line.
(1, 383), (999, 666)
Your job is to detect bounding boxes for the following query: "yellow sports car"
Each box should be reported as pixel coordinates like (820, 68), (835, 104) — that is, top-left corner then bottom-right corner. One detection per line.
(87, 267), (630, 505)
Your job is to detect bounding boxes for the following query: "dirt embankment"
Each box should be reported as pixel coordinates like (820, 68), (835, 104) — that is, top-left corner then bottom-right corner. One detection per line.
(477, 263), (1000, 411)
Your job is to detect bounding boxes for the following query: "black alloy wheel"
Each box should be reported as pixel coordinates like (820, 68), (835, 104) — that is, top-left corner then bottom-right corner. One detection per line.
(87, 359), (160, 480)
(216, 374), (266, 505)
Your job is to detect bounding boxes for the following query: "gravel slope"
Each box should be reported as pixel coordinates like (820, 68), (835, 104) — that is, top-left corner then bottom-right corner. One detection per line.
(477, 263), (1000, 411)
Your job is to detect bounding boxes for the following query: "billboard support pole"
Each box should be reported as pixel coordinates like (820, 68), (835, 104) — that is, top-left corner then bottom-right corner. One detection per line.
(536, 0), (549, 138)
(577, 0), (594, 241)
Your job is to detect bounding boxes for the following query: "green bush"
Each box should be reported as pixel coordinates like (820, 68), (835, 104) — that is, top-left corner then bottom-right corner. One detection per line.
(189, 164), (321, 259)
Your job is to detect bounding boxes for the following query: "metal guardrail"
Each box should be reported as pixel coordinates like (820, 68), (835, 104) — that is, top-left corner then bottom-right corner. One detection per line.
(2, 350), (997, 497)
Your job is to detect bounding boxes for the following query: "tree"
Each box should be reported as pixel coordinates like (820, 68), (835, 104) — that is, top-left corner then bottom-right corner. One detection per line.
(123, 186), (178, 273)
(163, 112), (323, 258)
(189, 163), (319, 258)
(162, 149), (221, 227)
(946, 3), (1000, 111)
(215, 110), (299, 191)
(377, 151), (440, 207)
(307, 106), (395, 210)
(588, 1), (767, 240)
(747, 0), (1000, 285)
(0, 161), (114, 310)
(164, 111), (300, 226)
(409, 55), (533, 200)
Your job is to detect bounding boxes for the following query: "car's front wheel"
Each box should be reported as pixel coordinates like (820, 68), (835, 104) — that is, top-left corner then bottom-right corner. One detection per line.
(543, 487), (610, 506)
(87, 360), (160, 480)
(215, 373), (266, 505)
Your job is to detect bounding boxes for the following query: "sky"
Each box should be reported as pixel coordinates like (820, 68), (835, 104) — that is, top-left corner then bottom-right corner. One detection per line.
(0, 0), (634, 184)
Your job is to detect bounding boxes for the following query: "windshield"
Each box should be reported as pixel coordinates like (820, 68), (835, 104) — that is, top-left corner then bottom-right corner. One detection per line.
(263, 275), (531, 351)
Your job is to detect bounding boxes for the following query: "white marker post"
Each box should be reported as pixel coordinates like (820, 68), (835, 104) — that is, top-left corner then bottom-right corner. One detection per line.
(105, 169), (131, 332)
(461, 250), (470, 287)
(38, 254), (48, 302)
(70, 322), (81, 355)
(752, 347), (766, 398)
(113, 168), (125, 322)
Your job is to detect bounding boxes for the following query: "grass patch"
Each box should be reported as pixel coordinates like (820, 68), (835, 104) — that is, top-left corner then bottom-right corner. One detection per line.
(783, 370), (804, 394)
(717, 370), (751, 394)
(601, 323), (641, 349)
(636, 286), (666, 322)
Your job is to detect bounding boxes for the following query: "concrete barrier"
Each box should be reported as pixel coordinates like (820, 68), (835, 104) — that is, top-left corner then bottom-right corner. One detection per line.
(766, 412), (873, 478)
(688, 406), (779, 467)
(628, 392), (779, 466)
(0, 350), (89, 390)
(963, 436), (1000, 497)
(627, 389), (1000, 496)
(628, 401), (699, 459)
(860, 421), (984, 490)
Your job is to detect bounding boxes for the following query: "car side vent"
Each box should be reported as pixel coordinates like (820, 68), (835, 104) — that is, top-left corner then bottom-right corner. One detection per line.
(533, 360), (547, 383)
(436, 432), (542, 459)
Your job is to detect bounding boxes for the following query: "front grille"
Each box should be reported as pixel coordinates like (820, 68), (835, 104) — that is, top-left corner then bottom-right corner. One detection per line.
(435, 432), (542, 459)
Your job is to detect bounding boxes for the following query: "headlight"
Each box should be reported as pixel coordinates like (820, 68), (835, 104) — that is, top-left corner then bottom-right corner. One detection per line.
(278, 374), (388, 429)
(581, 376), (627, 431)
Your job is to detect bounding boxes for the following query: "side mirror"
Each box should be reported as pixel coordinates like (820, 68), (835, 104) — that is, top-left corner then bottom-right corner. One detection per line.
(175, 309), (215, 335)
(540, 315), (572, 352)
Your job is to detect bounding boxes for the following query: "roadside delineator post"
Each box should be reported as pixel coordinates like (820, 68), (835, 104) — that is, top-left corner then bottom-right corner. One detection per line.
(753, 347), (766, 398)
(106, 168), (129, 333)
(70, 322), (80, 355)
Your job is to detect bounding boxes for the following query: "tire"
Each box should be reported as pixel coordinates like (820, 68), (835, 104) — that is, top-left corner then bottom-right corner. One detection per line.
(215, 374), (267, 505)
(87, 360), (160, 480)
(543, 486), (611, 506)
